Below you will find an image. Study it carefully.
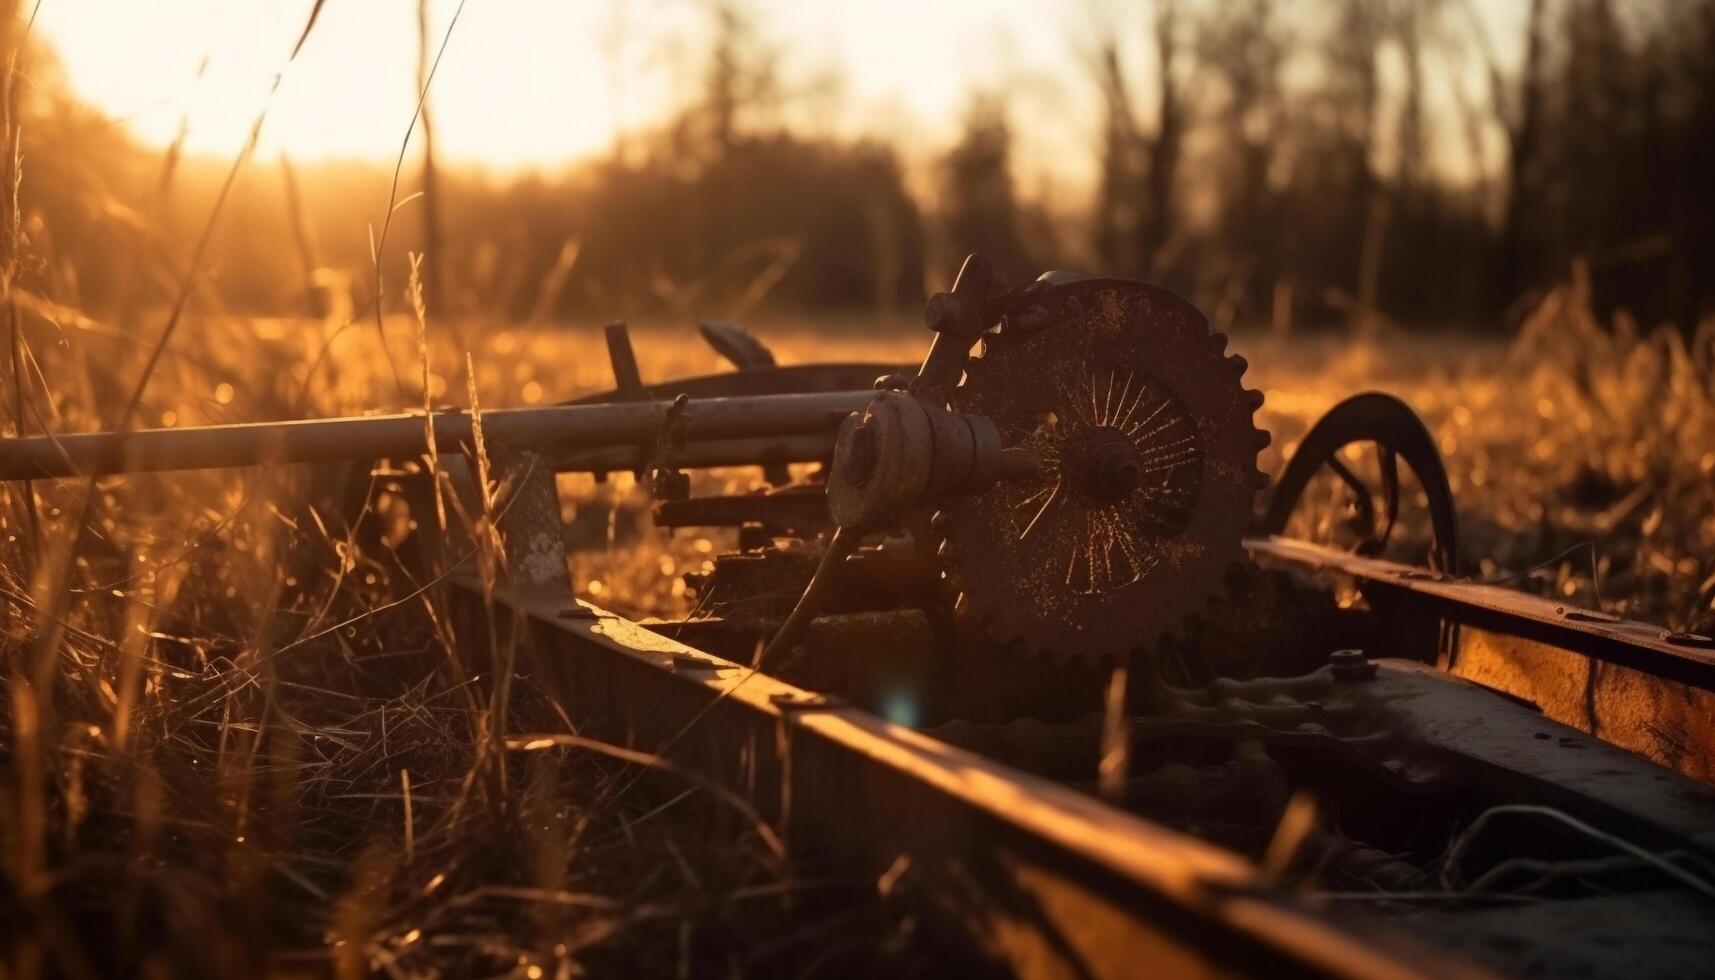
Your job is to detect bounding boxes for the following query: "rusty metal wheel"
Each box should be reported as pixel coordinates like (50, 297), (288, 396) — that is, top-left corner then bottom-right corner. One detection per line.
(1261, 391), (1460, 574)
(938, 278), (1271, 665)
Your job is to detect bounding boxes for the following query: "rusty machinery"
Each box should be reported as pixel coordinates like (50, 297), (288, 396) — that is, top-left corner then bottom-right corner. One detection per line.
(789, 261), (1270, 668)
(6, 255), (1715, 978)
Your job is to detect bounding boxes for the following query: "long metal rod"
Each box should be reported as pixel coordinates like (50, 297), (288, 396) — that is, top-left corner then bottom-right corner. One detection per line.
(0, 391), (872, 480)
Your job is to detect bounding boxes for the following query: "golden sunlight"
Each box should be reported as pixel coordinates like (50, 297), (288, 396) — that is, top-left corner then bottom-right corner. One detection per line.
(35, 0), (1081, 174)
(37, 1), (630, 167)
(6, 1), (1715, 976)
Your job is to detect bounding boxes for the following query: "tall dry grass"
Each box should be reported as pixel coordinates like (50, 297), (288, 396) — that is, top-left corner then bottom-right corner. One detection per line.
(0, 296), (962, 977)
(0, 12), (932, 966)
(1250, 272), (1715, 632)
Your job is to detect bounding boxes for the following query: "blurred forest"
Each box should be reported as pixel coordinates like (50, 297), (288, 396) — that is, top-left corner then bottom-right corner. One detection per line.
(13, 0), (1715, 333)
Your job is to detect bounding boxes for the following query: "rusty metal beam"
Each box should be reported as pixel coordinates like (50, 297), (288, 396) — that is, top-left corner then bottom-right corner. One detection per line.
(1363, 660), (1715, 857)
(1247, 535), (1715, 783)
(450, 573), (1475, 979)
(1245, 536), (1715, 687)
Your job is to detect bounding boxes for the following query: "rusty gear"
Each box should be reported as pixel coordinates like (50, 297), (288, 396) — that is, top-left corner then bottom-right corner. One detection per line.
(938, 278), (1269, 665)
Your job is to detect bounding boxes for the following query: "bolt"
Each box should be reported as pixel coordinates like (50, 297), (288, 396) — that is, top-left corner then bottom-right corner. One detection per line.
(1662, 630), (1715, 649)
(1329, 648), (1377, 680)
(1090, 446), (1144, 500)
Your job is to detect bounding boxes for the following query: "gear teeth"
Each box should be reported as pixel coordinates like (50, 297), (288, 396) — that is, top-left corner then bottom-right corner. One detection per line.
(944, 277), (1264, 669)
(1253, 428), (1273, 450)
(1252, 468), (1273, 489)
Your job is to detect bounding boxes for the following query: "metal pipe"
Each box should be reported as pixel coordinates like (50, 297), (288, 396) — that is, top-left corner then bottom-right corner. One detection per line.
(551, 433), (835, 473)
(0, 391), (872, 481)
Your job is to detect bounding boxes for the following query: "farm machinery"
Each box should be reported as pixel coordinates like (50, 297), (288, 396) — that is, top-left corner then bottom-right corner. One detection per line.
(6, 255), (1715, 978)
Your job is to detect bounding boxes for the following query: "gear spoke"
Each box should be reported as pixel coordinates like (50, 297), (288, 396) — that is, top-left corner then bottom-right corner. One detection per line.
(1017, 480), (1063, 541)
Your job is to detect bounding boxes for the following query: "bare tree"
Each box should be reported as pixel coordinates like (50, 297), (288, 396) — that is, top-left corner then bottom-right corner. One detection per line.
(1325, 0), (1388, 332)
(940, 95), (1030, 279)
(696, 0), (778, 162)
(1085, 1), (1183, 279)
(1140, 0), (1183, 278)
(1474, 0), (1547, 308)
(1090, 34), (1137, 272)
(1195, 0), (1285, 316)
(1392, 1), (1433, 193)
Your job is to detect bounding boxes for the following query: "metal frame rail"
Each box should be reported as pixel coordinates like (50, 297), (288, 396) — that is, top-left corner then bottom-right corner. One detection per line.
(450, 574), (1472, 980)
(1247, 535), (1715, 785)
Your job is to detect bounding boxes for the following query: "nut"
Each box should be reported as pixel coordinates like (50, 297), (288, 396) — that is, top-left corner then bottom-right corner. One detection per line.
(1329, 648), (1377, 680)
(1090, 443), (1144, 501)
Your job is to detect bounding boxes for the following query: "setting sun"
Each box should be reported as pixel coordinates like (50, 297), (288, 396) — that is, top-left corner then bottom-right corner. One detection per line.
(38, 1), (645, 168)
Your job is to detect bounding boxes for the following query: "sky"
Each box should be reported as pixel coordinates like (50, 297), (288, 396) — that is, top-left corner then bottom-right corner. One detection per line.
(33, 0), (1523, 195)
(33, 0), (1091, 183)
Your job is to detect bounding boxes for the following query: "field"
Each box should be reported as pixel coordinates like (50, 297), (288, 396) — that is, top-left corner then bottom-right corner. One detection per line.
(3, 281), (1714, 976)
(5, 0), (1714, 973)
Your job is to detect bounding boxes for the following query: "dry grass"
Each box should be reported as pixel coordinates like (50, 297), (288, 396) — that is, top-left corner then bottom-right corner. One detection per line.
(0, 307), (939, 977)
(1, 2), (1707, 973)
(1251, 279), (1715, 631)
(0, 275), (1712, 976)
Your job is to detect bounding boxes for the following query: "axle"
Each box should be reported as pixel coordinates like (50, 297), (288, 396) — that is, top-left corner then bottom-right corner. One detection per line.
(0, 390), (876, 481)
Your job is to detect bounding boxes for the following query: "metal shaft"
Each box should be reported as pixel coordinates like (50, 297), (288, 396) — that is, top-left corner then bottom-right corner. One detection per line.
(0, 391), (874, 481)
